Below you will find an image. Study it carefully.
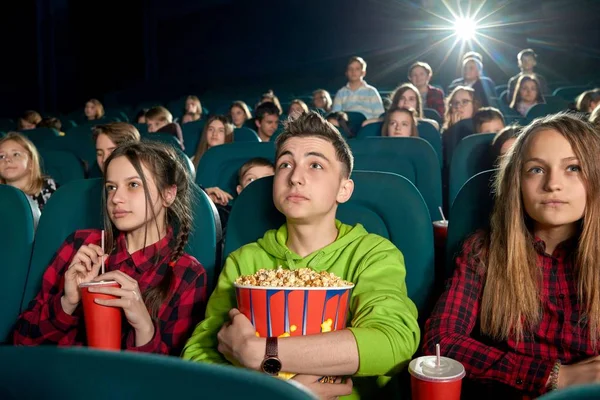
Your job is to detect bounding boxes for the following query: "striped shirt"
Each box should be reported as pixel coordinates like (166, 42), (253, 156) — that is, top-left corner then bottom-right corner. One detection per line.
(332, 81), (385, 119)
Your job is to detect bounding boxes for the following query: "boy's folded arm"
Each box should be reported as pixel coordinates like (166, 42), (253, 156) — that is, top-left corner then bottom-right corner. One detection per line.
(243, 240), (420, 377)
(346, 240), (420, 377)
(180, 255), (241, 363)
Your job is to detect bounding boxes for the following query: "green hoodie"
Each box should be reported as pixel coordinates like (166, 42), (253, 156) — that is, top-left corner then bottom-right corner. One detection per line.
(182, 221), (420, 398)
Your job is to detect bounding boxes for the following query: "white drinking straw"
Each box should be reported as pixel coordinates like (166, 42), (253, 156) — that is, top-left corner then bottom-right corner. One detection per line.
(438, 206), (447, 222)
(436, 343), (441, 367)
(101, 230), (105, 275)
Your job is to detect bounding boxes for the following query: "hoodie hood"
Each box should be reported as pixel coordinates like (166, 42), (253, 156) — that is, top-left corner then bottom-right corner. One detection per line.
(256, 220), (368, 270)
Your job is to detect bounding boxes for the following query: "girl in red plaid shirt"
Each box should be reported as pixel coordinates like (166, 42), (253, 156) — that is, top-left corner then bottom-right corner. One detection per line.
(14, 142), (207, 355)
(425, 113), (600, 397)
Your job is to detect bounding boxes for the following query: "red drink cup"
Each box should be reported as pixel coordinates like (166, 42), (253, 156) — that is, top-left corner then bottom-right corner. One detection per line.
(79, 280), (122, 350)
(433, 220), (448, 247)
(409, 356), (465, 400)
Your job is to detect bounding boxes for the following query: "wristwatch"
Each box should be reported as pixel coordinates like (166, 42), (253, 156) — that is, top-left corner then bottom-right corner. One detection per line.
(260, 337), (282, 375)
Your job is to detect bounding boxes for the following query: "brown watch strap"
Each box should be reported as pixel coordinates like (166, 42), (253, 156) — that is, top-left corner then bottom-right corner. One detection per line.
(265, 337), (278, 357)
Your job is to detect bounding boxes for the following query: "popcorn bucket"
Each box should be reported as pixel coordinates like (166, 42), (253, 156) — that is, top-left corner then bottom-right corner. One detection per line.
(234, 284), (354, 338)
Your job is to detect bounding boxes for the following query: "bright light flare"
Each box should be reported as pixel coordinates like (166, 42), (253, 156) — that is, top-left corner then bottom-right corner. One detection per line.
(454, 17), (477, 41)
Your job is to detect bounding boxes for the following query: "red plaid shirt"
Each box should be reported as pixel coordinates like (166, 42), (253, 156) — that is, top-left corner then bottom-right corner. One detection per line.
(424, 232), (596, 396)
(425, 85), (445, 117)
(13, 229), (207, 356)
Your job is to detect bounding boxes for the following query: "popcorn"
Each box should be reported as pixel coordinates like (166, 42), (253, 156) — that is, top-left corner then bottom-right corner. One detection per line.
(235, 266), (353, 288)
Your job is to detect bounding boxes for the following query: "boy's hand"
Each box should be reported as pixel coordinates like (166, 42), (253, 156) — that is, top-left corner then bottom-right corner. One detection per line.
(217, 309), (263, 369)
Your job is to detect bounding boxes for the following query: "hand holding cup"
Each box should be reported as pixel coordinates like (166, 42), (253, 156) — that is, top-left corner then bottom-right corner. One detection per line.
(62, 244), (107, 314)
(89, 270), (154, 346)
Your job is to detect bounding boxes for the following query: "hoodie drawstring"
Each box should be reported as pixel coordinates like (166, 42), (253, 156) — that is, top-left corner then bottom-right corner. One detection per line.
(307, 251), (326, 269)
(285, 251), (296, 269)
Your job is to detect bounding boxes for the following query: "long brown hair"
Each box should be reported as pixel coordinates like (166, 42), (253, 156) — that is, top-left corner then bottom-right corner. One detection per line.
(509, 74), (545, 110)
(17, 110), (42, 130)
(102, 141), (193, 318)
(184, 95), (203, 117)
(390, 83), (424, 118)
(480, 112), (600, 345)
(192, 115), (234, 168)
(86, 99), (105, 120)
(381, 107), (418, 137)
(92, 122), (141, 145)
(0, 132), (45, 195)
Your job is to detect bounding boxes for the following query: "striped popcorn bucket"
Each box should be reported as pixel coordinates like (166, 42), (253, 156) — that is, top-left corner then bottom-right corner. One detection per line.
(234, 284), (354, 338)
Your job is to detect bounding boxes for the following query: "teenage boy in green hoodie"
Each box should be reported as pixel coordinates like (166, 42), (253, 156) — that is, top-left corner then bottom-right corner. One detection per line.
(182, 112), (419, 399)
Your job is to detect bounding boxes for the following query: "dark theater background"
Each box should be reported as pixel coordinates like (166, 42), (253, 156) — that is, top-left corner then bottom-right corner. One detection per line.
(0, 0), (598, 116)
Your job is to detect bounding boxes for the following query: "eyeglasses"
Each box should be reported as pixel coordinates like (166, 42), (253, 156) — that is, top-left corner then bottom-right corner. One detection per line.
(0, 151), (25, 162)
(451, 99), (472, 108)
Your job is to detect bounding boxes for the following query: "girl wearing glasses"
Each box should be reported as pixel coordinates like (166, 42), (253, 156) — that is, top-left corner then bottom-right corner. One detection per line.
(443, 86), (480, 131)
(0, 132), (57, 211)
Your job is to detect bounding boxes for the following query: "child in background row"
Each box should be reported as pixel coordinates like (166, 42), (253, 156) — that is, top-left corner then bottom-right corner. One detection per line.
(489, 125), (521, 165)
(135, 109), (148, 124)
(473, 107), (506, 134)
(382, 107), (418, 137)
(203, 157), (275, 236)
(326, 111), (353, 137)
(146, 106), (184, 150)
(184, 96), (203, 119)
(425, 113), (600, 397)
(510, 75), (545, 117)
(14, 141), (207, 356)
(576, 89), (600, 113)
(507, 49), (549, 101)
(236, 157), (275, 195)
(229, 101), (252, 128)
(312, 89), (333, 112)
(448, 56), (494, 107)
(84, 99), (105, 121)
(192, 115), (235, 207)
(332, 56), (384, 119)
(37, 117), (66, 136)
(93, 122), (141, 172)
(0, 133), (57, 212)
(181, 112), (201, 124)
(288, 100), (309, 120)
(254, 102), (280, 142)
(257, 91), (283, 116)
(18, 110), (42, 130)
(443, 86), (480, 131)
(192, 115), (234, 170)
(407, 61), (445, 117)
(362, 83), (439, 130)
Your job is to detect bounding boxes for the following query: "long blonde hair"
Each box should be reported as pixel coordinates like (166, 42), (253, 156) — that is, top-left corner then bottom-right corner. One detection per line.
(480, 112), (600, 345)
(192, 115), (234, 168)
(86, 99), (105, 120)
(0, 132), (45, 195)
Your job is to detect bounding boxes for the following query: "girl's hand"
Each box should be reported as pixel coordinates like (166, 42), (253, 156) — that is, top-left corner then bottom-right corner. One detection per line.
(205, 187), (233, 206)
(62, 244), (106, 314)
(451, 111), (463, 125)
(89, 270), (155, 347)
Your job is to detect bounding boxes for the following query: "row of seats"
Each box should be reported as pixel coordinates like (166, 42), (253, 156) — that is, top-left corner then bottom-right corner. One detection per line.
(0, 346), (313, 399)
(1, 143), (595, 400)
(1, 169), (439, 344)
(23, 123), (497, 221)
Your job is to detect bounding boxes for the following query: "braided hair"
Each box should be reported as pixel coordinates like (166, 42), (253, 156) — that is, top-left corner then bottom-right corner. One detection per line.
(102, 141), (193, 318)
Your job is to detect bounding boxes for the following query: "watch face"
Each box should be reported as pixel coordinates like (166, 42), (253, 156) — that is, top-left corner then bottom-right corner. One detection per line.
(261, 357), (282, 375)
